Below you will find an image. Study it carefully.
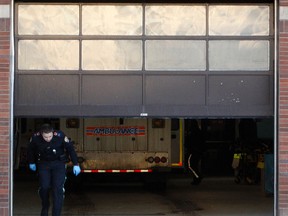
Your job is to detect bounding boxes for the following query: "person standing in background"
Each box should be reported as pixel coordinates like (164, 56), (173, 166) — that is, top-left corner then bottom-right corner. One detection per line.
(187, 120), (205, 185)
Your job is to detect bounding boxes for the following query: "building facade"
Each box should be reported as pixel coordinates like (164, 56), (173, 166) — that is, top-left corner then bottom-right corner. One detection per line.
(0, 0), (288, 215)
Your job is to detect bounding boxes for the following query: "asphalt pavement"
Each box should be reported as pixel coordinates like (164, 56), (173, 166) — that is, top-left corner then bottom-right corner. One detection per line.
(13, 171), (274, 216)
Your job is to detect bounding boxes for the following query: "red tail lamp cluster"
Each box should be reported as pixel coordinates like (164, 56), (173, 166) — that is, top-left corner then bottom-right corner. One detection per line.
(146, 156), (167, 164)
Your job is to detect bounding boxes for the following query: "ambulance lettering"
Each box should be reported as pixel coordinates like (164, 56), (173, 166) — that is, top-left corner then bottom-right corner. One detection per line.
(86, 126), (145, 136)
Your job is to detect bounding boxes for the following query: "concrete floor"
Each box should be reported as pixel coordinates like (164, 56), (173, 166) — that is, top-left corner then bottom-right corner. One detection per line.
(13, 172), (274, 216)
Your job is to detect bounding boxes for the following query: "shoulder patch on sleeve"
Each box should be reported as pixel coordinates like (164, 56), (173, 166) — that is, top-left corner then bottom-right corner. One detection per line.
(31, 132), (40, 142)
(53, 131), (64, 138)
(64, 136), (69, 143)
(33, 132), (40, 137)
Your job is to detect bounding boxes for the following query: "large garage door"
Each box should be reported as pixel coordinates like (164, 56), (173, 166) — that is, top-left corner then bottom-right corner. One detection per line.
(14, 2), (274, 117)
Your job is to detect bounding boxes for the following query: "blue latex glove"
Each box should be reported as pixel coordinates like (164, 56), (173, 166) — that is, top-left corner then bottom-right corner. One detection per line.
(29, 163), (36, 171)
(73, 165), (81, 176)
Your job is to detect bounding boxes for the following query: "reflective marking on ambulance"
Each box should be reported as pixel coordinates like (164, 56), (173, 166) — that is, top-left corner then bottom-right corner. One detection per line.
(82, 169), (152, 173)
(86, 126), (145, 136)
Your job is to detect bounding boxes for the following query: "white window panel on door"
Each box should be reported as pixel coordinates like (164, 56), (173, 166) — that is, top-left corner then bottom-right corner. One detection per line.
(18, 40), (79, 70)
(18, 5), (79, 35)
(209, 40), (269, 71)
(82, 5), (142, 35)
(145, 5), (206, 36)
(145, 40), (206, 70)
(82, 40), (142, 70)
(209, 5), (269, 36)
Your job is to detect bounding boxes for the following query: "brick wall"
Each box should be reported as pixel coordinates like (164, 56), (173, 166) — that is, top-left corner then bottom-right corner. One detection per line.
(0, 0), (11, 215)
(280, 1), (288, 215)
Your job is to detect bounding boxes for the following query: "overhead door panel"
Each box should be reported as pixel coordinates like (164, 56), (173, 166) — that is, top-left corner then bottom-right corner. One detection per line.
(16, 75), (79, 105)
(82, 75), (143, 105)
(14, 3), (274, 118)
(146, 75), (206, 105)
(208, 76), (270, 105)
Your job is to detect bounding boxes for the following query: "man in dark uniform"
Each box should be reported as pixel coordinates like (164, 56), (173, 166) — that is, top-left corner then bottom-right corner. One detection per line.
(27, 124), (81, 216)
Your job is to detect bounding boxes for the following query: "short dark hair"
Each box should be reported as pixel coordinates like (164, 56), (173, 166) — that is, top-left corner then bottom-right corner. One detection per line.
(40, 124), (54, 134)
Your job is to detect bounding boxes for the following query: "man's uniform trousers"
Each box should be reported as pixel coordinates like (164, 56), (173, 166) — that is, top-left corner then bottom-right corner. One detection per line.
(38, 160), (66, 216)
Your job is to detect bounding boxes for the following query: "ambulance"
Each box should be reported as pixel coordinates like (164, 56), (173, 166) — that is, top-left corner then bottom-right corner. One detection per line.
(15, 118), (184, 181)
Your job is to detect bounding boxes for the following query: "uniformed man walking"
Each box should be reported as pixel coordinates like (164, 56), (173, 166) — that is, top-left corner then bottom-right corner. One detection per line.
(27, 124), (81, 216)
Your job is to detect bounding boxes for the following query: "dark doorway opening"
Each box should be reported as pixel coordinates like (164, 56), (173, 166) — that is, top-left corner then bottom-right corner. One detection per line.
(183, 118), (274, 183)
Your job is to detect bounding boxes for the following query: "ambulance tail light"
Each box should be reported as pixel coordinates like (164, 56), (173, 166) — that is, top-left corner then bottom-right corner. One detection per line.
(154, 156), (161, 163)
(146, 156), (168, 164)
(147, 156), (154, 163)
(160, 156), (167, 163)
